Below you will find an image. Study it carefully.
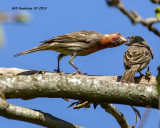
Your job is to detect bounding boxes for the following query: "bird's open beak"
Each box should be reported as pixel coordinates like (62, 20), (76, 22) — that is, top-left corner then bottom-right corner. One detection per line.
(125, 42), (130, 46)
(125, 37), (131, 46)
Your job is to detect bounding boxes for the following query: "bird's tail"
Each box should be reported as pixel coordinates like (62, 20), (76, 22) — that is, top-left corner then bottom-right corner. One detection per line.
(14, 43), (50, 57)
(120, 65), (139, 83)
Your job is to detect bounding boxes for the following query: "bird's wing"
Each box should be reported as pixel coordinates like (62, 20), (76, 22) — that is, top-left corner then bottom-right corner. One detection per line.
(39, 30), (102, 44)
(147, 45), (154, 59)
(124, 46), (152, 68)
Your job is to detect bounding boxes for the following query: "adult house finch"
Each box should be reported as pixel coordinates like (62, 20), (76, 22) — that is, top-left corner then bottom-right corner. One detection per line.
(14, 31), (127, 109)
(120, 36), (153, 83)
(14, 30), (127, 74)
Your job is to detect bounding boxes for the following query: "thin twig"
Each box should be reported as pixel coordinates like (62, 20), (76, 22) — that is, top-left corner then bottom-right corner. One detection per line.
(151, 0), (160, 4)
(106, 0), (160, 37)
(130, 105), (141, 126)
(100, 103), (130, 128)
(138, 107), (151, 128)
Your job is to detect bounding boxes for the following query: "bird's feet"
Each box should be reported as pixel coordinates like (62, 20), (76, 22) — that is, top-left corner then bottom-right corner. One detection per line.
(138, 72), (144, 83)
(72, 70), (87, 75)
(37, 69), (46, 75)
(139, 72), (144, 78)
(54, 69), (60, 73)
(77, 70), (83, 74)
(145, 66), (152, 82)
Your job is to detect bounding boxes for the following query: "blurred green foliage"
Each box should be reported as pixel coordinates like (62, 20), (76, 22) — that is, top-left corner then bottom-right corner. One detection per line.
(155, 7), (160, 18)
(16, 12), (30, 23)
(157, 66), (160, 92)
(0, 11), (30, 48)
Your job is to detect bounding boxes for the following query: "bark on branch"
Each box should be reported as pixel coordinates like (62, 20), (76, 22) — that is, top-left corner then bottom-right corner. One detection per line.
(0, 68), (85, 128)
(0, 68), (158, 128)
(0, 68), (158, 108)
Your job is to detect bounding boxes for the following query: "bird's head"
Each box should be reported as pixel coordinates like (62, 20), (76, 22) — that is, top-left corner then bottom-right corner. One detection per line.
(125, 36), (148, 46)
(126, 36), (153, 59)
(100, 33), (127, 48)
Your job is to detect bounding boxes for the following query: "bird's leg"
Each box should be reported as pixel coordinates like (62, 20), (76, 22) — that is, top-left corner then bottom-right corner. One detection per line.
(68, 53), (91, 106)
(145, 66), (152, 82)
(54, 54), (66, 72)
(145, 66), (152, 77)
(56, 54), (70, 102)
(138, 71), (144, 83)
(139, 72), (144, 78)
(69, 53), (82, 74)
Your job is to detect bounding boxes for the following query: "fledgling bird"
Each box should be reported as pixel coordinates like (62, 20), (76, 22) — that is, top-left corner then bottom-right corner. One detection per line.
(14, 30), (127, 74)
(121, 36), (153, 83)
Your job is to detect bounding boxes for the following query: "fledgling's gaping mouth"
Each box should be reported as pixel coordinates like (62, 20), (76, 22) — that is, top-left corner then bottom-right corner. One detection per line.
(127, 36), (131, 39)
(125, 37), (131, 46)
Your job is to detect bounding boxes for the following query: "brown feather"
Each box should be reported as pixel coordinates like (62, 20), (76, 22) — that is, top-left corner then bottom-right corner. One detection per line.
(121, 65), (139, 83)
(14, 43), (50, 57)
(39, 30), (102, 44)
(121, 36), (153, 83)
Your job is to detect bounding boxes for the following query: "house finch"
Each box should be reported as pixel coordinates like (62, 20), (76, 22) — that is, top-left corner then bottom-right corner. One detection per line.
(120, 36), (153, 83)
(14, 30), (127, 74)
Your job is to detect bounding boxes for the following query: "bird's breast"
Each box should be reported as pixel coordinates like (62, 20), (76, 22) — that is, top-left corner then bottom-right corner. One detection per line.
(48, 42), (105, 56)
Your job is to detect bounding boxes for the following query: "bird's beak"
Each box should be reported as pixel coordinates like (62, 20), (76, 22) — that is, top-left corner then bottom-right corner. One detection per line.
(127, 36), (131, 39)
(120, 36), (128, 43)
(125, 37), (131, 46)
(125, 42), (130, 46)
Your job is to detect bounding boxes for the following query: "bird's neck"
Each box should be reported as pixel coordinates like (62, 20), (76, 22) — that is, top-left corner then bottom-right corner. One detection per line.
(99, 40), (119, 48)
(99, 36), (119, 48)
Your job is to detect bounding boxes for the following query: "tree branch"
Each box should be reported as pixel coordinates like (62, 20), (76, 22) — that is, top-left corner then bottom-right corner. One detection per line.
(100, 103), (130, 128)
(0, 67), (157, 127)
(151, 0), (160, 4)
(0, 97), (84, 128)
(0, 68), (158, 108)
(106, 0), (160, 37)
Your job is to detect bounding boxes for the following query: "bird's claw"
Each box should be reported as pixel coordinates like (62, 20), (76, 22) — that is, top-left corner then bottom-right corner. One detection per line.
(139, 72), (144, 78)
(54, 69), (60, 73)
(145, 66), (152, 82)
(37, 69), (46, 75)
(72, 70), (87, 75)
(78, 70), (83, 74)
(72, 72), (79, 75)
